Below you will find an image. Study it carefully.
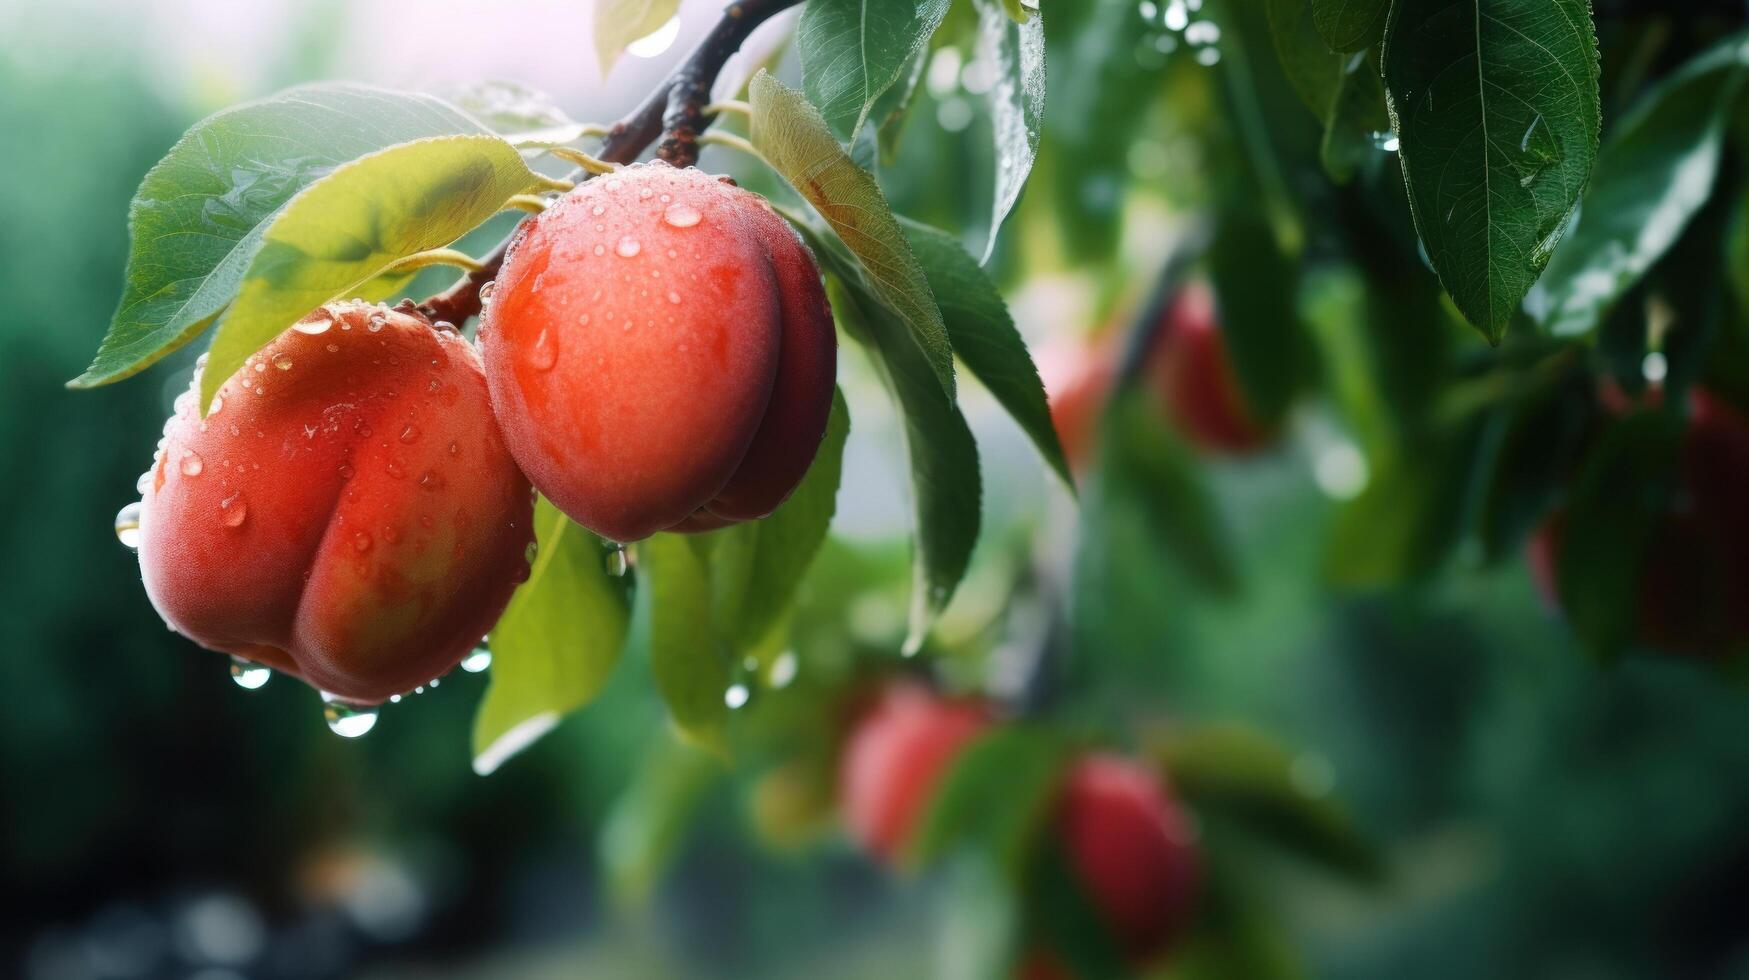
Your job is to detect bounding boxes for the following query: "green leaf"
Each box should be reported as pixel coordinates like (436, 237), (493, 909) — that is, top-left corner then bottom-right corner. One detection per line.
(709, 388), (852, 654)
(912, 727), (1070, 876)
(1266, 0), (1343, 117)
(973, 0), (1046, 263)
(472, 497), (630, 776)
(594, 0), (680, 78)
(445, 79), (599, 148)
(1030, 840), (1129, 980)
(900, 218), (1073, 490)
(1527, 32), (1748, 338)
(1311, 0), (1389, 53)
(72, 83), (488, 389)
(642, 534), (733, 751)
(1207, 210), (1311, 423)
(871, 43), (929, 166)
(750, 70), (956, 398)
(936, 854), (1023, 980)
(1159, 724), (1381, 881)
(1382, 0), (1601, 341)
(827, 274), (981, 654)
(797, 0), (951, 141)
(201, 134), (548, 413)
(1556, 410), (1683, 658)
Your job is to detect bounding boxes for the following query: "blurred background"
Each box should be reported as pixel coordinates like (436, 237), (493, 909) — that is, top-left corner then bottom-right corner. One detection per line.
(8, 0), (1749, 978)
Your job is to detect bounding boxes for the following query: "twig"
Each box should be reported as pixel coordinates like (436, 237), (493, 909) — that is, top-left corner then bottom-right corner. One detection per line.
(418, 0), (803, 325)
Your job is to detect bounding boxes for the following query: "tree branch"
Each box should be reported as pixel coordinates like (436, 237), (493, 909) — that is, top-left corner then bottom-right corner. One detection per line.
(419, 0), (802, 326)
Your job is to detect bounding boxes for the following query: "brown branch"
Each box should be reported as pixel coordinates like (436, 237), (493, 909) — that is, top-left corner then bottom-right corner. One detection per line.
(419, 0), (802, 326)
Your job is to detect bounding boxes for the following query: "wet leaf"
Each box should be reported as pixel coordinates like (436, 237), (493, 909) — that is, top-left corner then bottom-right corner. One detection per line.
(201, 134), (547, 413)
(1382, 0), (1601, 341)
(974, 0), (1045, 263)
(1527, 32), (1748, 338)
(901, 218), (1073, 490)
(594, 0), (679, 77)
(73, 84), (488, 389)
(474, 496), (630, 775)
(642, 534), (733, 751)
(798, 0), (951, 141)
(446, 79), (599, 148)
(751, 71), (956, 397)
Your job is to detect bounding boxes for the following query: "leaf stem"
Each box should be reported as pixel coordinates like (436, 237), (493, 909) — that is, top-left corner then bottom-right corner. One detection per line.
(505, 194), (551, 214)
(381, 247), (484, 276)
(695, 130), (767, 166)
(547, 147), (621, 175)
(702, 99), (754, 120)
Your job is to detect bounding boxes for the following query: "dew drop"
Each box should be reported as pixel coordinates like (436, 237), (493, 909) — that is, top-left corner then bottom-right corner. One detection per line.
(524, 540), (539, 564)
(663, 203), (701, 228)
(461, 646), (492, 673)
(114, 501), (143, 550)
(447, 440), (460, 457)
(605, 545), (629, 577)
(353, 530), (373, 552)
(591, 204), (605, 216)
(638, 185), (654, 200)
(135, 471), (153, 495)
(209, 394), (224, 415)
(666, 290), (682, 305)
(338, 462), (356, 480)
(386, 461), (407, 479)
(293, 310), (333, 335)
(593, 244), (606, 256)
(252, 360), (267, 374)
(180, 450), (204, 477)
(479, 280), (497, 304)
(399, 423), (421, 444)
(273, 353), (294, 371)
(321, 693), (378, 737)
(219, 492), (248, 529)
(527, 328), (558, 370)
(367, 313), (387, 333)
(419, 470), (445, 491)
(230, 657), (271, 690)
(616, 236), (642, 257)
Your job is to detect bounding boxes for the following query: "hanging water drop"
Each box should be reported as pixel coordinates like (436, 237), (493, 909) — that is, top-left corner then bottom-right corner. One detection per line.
(321, 693), (379, 737)
(605, 545), (629, 577)
(230, 657), (271, 690)
(114, 501), (143, 550)
(461, 643), (492, 673)
(479, 280), (497, 304)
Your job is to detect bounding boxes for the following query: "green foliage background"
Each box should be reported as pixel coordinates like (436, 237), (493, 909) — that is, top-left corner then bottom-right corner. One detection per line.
(7, 1), (1749, 978)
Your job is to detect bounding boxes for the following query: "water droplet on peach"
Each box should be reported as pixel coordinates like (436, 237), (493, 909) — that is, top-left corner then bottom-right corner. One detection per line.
(219, 491), (248, 528)
(616, 236), (642, 257)
(180, 451), (204, 477)
(353, 530), (373, 552)
(399, 423), (421, 444)
(114, 502), (143, 550)
(593, 244), (606, 256)
(294, 310), (333, 335)
(663, 203), (701, 228)
(367, 313), (387, 333)
(273, 353), (294, 371)
(230, 657), (271, 689)
(527, 328), (558, 370)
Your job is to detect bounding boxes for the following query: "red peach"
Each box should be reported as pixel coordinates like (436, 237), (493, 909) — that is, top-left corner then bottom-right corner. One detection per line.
(137, 302), (534, 704)
(838, 682), (992, 861)
(1055, 754), (1200, 961)
(479, 163), (835, 542)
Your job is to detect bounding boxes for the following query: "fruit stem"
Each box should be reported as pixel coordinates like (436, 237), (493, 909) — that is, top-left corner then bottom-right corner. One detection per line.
(418, 0), (806, 327)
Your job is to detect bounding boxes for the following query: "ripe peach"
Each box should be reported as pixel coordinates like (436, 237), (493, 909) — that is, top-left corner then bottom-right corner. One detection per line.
(1054, 754), (1199, 961)
(838, 682), (992, 861)
(136, 302), (534, 704)
(1529, 387), (1749, 657)
(479, 163), (836, 542)
(1043, 281), (1271, 470)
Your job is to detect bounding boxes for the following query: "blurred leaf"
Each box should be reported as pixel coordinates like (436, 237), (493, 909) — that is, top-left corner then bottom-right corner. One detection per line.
(1474, 360), (1593, 563)
(1207, 209), (1312, 423)
(73, 84), (487, 389)
(912, 727), (1069, 876)
(445, 79), (598, 148)
(998, 0), (1033, 24)
(1321, 49), (1390, 183)
(1159, 724), (1381, 881)
(1159, 872), (1306, 980)
(1266, 0), (1342, 117)
(1382, 0), (1601, 341)
(594, 0), (679, 77)
(1312, 0), (1389, 53)
(973, 0), (1045, 263)
(798, 0), (951, 141)
(936, 853), (1022, 980)
(1030, 839), (1128, 980)
(201, 135), (546, 413)
(751, 71), (956, 397)
(1528, 31), (1746, 338)
(1556, 409), (1683, 659)
(707, 388), (852, 655)
(825, 273), (981, 654)
(1100, 391), (1238, 595)
(1324, 418), (1488, 587)
(600, 738), (723, 903)
(473, 497), (629, 776)
(901, 218), (1073, 489)
(643, 534), (733, 751)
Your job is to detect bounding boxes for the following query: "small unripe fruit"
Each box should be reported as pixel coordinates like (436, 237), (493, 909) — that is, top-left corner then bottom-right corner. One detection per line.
(136, 302), (534, 704)
(1055, 754), (1199, 961)
(839, 682), (992, 860)
(1530, 386), (1749, 657)
(480, 163), (836, 542)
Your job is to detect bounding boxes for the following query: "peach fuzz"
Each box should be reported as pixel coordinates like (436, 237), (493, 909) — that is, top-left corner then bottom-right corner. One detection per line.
(136, 302), (534, 704)
(478, 162), (835, 542)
